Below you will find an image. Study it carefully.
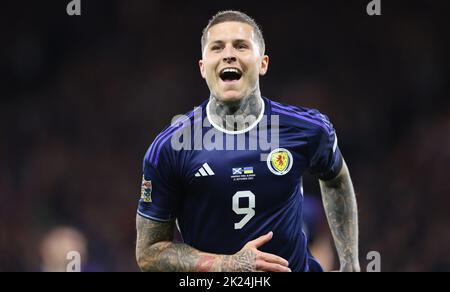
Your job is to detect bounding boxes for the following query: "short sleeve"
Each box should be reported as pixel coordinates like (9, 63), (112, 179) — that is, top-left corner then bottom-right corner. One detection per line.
(308, 114), (343, 181)
(137, 141), (182, 222)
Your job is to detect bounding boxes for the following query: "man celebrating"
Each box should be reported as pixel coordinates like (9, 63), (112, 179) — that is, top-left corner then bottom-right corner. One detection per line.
(136, 10), (360, 272)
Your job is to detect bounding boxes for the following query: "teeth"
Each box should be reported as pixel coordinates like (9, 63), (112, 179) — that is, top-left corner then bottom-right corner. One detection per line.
(221, 68), (241, 75)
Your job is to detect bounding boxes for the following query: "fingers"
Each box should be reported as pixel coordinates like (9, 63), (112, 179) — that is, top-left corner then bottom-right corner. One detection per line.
(247, 231), (273, 249)
(258, 251), (289, 267)
(242, 232), (291, 272)
(255, 260), (292, 272)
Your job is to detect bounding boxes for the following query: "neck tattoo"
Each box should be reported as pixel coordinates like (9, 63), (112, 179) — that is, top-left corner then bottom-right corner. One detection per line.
(208, 91), (263, 132)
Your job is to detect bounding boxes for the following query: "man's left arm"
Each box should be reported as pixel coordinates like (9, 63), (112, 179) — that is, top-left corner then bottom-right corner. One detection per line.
(319, 158), (360, 272)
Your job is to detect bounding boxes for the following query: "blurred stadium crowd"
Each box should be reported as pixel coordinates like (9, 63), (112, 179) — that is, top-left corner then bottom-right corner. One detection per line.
(1, 0), (449, 271)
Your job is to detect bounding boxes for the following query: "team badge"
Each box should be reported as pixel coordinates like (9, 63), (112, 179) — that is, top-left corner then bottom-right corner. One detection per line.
(140, 176), (153, 203)
(267, 148), (293, 176)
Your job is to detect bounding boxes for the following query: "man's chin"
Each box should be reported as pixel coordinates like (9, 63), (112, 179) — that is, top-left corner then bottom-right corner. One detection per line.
(215, 91), (246, 104)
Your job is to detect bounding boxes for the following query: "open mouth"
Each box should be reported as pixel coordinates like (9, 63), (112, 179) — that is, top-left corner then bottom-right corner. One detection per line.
(219, 68), (243, 82)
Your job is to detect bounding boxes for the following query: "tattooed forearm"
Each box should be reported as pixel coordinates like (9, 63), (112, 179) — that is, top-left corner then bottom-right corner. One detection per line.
(319, 160), (360, 272)
(221, 249), (256, 272)
(136, 215), (257, 272)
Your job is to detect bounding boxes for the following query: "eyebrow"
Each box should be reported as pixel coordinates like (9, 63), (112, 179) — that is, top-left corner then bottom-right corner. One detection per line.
(209, 40), (225, 46)
(209, 39), (251, 46)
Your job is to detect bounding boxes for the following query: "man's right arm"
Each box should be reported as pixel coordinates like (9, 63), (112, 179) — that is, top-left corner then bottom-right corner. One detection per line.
(136, 215), (291, 272)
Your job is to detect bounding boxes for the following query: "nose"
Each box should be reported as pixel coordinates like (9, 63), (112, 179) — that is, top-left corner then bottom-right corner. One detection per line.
(223, 56), (236, 63)
(222, 45), (236, 64)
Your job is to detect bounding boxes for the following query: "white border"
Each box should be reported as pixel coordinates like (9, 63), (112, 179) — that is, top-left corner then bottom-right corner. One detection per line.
(206, 96), (265, 135)
(267, 148), (294, 176)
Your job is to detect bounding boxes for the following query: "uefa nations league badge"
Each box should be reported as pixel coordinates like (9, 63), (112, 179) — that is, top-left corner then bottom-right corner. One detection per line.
(141, 176), (153, 203)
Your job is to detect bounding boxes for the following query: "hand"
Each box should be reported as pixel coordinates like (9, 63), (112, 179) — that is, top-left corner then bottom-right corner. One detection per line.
(223, 231), (291, 272)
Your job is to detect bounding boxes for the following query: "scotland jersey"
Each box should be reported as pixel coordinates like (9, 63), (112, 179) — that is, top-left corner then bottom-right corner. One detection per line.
(137, 96), (343, 272)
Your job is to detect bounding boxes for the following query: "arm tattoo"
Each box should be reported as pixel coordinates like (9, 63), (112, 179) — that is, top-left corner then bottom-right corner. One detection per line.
(221, 249), (256, 272)
(136, 215), (257, 272)
(319, 160), (360, 271)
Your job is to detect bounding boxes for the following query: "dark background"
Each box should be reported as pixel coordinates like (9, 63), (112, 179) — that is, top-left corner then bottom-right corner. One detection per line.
(1, 0), (449, 271)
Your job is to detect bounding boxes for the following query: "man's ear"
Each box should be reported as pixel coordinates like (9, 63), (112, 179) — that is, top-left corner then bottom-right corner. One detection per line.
(199, 60), (206, 79)
(259, 55), (269, 76)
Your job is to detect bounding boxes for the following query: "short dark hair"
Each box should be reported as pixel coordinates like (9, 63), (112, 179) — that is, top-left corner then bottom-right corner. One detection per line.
(201, 10), (265, 55)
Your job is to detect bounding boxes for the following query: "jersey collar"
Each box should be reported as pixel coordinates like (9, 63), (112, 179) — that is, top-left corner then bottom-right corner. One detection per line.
(206, 96), (266, 135)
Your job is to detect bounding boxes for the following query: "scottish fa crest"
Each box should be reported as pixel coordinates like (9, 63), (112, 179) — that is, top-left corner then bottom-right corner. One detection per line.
(267, 148), (293, 176)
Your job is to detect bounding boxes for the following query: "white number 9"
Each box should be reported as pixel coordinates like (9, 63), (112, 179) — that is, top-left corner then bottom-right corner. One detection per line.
(232, 191), (255, 230)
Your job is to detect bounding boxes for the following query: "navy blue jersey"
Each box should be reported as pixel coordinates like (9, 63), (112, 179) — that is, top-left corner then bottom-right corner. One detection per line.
(137, 96), (343, 272)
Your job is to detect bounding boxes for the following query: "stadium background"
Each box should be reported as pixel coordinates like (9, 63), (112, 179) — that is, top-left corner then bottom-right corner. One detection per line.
(1, 0), (449, 271)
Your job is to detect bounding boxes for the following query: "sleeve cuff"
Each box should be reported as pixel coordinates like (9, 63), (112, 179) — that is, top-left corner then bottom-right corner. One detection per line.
(317, 148), (343, 181)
